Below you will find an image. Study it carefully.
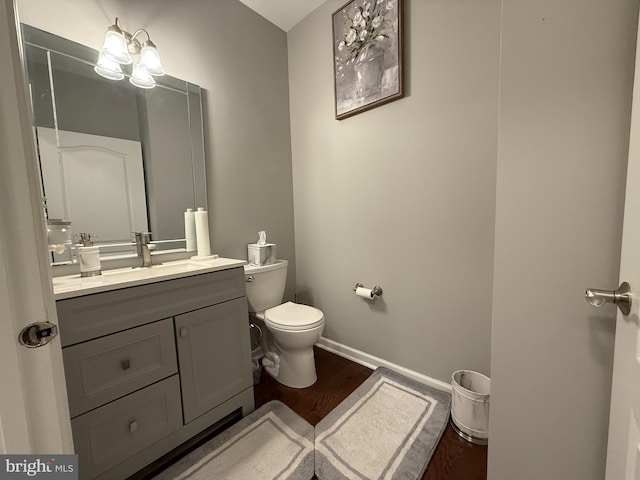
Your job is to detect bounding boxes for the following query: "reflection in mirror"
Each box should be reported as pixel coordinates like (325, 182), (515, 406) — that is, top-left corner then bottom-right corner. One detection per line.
(21, 25), (207, 265)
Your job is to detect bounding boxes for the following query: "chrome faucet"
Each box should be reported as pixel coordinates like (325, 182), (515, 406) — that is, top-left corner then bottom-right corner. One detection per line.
(134, 232), (153, 267)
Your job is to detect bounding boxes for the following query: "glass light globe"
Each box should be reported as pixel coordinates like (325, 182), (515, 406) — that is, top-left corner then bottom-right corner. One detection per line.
(101, 29), (132, 65)
(139, 42), (165, 76)
(130, 64), (155, 89)
(94, 52), (125, 81)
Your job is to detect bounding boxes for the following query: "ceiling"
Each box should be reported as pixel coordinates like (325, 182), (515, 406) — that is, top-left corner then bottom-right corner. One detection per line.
(237, 0), (327, 31)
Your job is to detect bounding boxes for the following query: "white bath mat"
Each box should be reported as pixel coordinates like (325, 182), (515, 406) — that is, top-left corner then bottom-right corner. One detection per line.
(315, 367), (451, 480)
(153, 401), (314, 480)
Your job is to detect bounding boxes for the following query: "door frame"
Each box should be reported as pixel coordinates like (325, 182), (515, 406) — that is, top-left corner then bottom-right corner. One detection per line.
(0, 0), (73, 454)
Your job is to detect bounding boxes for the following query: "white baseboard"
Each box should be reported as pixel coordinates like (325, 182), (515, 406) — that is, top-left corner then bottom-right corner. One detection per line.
(315, 336), (452, 393)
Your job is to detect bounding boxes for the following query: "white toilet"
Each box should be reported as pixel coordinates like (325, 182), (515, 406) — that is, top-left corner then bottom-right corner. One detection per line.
(244, 260), (325, 388)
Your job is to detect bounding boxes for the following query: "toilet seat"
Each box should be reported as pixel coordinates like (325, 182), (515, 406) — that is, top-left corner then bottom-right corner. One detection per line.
(265, 301), (324, 331)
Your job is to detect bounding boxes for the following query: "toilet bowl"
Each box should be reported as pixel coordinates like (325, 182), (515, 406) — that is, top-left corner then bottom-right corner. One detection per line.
(244, 260), (325, 388)
(262, 302), (324, 388)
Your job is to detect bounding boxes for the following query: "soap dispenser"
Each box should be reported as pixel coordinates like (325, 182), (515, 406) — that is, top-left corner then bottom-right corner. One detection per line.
(77, 233), (101, 277)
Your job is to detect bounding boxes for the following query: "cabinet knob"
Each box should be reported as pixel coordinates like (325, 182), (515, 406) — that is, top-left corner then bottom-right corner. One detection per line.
(129, 420), (138, 433)
(121, 358), (131, 370)
(180, 327), (188, 337)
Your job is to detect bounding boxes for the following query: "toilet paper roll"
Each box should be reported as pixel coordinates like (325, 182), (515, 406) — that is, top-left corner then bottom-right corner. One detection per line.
(355, 287), (374, 299)
(184, 208), (196, 252)
(194, 207), (211, 257)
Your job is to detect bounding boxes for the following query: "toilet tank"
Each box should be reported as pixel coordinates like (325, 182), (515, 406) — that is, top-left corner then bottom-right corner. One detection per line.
(244, 259), (288, 313)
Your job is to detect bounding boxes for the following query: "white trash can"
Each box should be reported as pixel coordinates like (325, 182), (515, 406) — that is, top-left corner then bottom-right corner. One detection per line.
(451, 370), (490, 445)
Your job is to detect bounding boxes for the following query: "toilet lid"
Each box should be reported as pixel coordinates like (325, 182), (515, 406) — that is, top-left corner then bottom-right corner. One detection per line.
(265, 302), (324, 331)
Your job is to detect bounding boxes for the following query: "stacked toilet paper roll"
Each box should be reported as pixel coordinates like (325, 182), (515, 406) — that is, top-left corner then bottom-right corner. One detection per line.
(191, 207), (218, 261)
(184, 208), (196, 252)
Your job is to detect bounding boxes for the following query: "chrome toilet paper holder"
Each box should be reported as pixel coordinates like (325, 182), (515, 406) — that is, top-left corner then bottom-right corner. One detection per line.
(353, 283), (383, 298)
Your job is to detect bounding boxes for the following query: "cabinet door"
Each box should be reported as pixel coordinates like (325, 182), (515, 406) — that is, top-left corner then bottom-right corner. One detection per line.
(175, 298), (252, 424)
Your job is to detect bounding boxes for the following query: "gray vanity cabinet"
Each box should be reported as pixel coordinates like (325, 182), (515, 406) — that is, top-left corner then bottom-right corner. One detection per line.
(56, 267), (254, 480)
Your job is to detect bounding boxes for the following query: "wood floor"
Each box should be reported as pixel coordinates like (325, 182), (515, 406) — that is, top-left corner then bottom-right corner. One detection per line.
(254, 347), (487, 480)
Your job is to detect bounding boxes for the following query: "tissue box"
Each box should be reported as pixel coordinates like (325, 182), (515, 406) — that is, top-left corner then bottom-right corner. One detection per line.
(248, 243), (276, 266)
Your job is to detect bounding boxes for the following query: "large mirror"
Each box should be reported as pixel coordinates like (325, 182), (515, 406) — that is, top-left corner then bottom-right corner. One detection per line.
(21, 25), (207, 264)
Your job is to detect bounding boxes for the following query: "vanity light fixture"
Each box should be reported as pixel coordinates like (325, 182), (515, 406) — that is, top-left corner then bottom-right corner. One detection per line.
(95, 17), (165, 88)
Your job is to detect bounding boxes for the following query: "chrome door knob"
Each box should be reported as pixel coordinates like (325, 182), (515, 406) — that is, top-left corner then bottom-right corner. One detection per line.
(585, 282), (632, 316)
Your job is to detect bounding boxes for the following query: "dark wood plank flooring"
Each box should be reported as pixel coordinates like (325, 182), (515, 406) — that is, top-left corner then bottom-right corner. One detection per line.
(254, 347), (487, 480)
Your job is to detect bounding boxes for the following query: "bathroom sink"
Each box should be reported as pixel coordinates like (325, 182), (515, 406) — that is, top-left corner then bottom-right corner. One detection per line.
(101, 262), (206, 283)
(51, 258), (247, 299)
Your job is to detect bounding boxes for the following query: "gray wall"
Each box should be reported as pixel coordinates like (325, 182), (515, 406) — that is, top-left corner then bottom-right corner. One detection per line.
(489, 0), (637, 478)
(17, 0), (297, 300)
(288, 0), (500, 382)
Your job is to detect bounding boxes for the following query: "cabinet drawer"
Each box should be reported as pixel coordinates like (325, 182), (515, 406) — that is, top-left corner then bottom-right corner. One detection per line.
(63, 319), (177, 417)
(72, 375), (182, 480)
(57, 267), (246, 346)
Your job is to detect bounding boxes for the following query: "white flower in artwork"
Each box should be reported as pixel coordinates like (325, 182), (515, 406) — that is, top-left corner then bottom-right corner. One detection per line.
(345, 28), (357, 45)
(335, 0), (395, 73)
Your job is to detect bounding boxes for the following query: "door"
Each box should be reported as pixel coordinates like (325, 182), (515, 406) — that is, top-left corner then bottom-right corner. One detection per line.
(0, 0), (72, 454)
(605, 7), (640, 478)
(37, 127), (149, 247)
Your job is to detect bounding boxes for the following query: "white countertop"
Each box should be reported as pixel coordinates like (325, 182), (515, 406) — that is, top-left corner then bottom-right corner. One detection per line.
(52, 257), (246, 300)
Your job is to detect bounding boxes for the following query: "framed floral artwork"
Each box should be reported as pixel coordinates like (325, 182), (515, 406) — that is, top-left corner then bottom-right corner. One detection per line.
(332, 0), (404, 120)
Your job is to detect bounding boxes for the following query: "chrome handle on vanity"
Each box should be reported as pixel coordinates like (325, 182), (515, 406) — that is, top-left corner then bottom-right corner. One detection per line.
(245, 275), (254, 283)
(585, 281), (632, 316)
